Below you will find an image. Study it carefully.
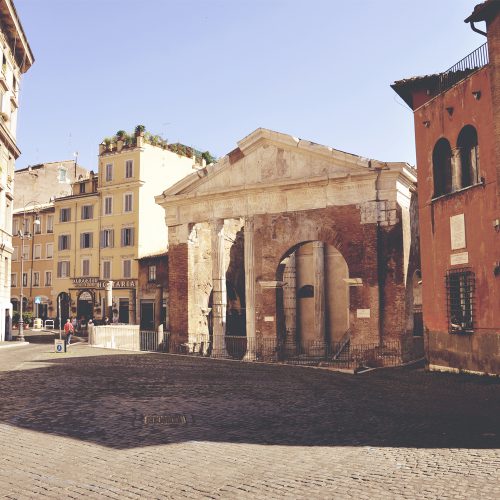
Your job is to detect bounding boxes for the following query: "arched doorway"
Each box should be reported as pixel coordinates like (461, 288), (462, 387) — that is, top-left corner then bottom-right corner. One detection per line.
(77, 290), (94, 322)
(57, 292), (70, 326)
(276, 241), (350, 355)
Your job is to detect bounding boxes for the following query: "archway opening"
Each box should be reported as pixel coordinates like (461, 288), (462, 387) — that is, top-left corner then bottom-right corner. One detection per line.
(432, 138), (452, 197)
(457, 125), (479, 188)
(77, 290), (94, 322)
(276, 241), (350, 356)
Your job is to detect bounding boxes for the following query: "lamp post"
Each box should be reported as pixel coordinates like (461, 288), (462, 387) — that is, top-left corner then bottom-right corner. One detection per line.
(17, 202), (40, 342)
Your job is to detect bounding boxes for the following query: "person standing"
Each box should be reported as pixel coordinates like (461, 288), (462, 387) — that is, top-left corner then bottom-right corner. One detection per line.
(64, 318), (74, 345)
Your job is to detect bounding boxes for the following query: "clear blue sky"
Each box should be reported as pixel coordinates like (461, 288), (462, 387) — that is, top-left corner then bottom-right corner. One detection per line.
(15, 0), (483, 171)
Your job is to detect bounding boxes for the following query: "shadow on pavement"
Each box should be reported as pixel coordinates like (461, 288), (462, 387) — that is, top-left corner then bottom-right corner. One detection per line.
(1, 349), (499, 450)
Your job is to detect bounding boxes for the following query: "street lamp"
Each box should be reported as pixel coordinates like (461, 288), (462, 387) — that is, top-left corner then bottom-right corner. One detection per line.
(17, 203), (40, 342)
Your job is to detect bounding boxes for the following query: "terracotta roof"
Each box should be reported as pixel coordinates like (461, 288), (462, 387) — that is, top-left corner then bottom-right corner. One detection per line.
(465, 0), (500, 23)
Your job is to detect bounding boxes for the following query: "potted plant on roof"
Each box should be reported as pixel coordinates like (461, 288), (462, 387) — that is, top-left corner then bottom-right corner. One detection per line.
(116, 130), (126, 152)
(104, 137), (113, 152)
(135, 125), (145, 147)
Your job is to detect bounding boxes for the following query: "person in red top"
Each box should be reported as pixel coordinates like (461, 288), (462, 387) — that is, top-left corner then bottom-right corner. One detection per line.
(64, 318), (74, 345)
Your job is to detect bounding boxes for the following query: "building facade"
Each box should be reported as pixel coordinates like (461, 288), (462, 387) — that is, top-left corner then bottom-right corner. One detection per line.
(51, 131), (198, 325)
(392, 0), (500, 375)
(0, 0), (33, 340)
(11, 203), (54, 321)
(156, 128), (421, 362)
(136, 252), (168, 331)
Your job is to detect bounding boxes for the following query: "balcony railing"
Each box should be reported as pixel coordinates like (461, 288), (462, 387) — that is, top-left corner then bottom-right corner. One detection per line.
(438, 42), (489, 94)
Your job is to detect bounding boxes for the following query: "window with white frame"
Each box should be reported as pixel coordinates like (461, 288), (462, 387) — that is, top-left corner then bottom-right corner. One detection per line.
(34, 216), (41, 234)
(34, 244), (41, 259)
(60, 208), (71, 222)
(45, 271), (52, 286)
(80, 232), (93, 249)
(102, 260), (111, 279)
(124, 193), (133, 212)
(33, 272), (40, 287)
(148, 265), (156, 282)
(105, 163), (113, 182)
(82, 258), (90, 277)
(22, 245), (29, 260)
(22, 272), (28, 286)
(58, 167), (67, 183)
(58, 234), (71, 251)
(57, 261), (70, 278)
(46, 214), (54, 233)
(12, 218), (18, 235)
(104, 196), (113, 215)
(125, 159), (133, 178)
(46, 243), (53, 259)
(123, 259), (131, 278)
(81, 205), (93, 220)
(12, 246), (18, 261)
(101, 229), (114, 248)
(121, 227), (134, 247)
(11, 273), (16, 287)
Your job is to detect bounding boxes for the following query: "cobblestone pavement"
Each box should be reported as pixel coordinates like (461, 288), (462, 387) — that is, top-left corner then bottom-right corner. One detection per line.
(0, 344), (499, 499)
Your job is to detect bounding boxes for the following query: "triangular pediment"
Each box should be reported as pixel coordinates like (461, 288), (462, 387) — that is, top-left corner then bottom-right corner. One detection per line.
(159, 128), (409, 199)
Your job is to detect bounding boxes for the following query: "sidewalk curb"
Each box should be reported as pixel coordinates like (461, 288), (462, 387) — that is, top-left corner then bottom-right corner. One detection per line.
(0, 342), (30, 349)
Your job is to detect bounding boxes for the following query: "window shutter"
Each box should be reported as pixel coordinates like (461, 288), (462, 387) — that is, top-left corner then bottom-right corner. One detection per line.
(131, 228), (135, 246)
(89, 233), (93, 248)
(100, 230), (104, 248)
(89, 206), (93, 219)
(121, 228), (125, 247)
(80, 233), (84, 249)
(110, 230), (114, 247)
(58, 236), (62, 251)
(57, 261), (62, 278)
(68, 235), (71, 250)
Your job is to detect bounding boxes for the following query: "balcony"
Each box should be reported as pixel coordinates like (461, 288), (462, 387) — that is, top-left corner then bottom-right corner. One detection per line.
(438, 43), (489, 94)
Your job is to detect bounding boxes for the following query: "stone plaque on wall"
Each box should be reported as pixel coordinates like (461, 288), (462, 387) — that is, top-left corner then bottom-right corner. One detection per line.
(356, 309), (371, 318)
(450, 214), (466, 250)
(450, 252), (469, 266)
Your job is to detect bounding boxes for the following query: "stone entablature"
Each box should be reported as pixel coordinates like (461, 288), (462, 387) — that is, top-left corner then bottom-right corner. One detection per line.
(158, 128), (415, 230)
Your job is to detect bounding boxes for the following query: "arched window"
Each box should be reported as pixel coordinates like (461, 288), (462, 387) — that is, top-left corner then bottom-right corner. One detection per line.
(432, 138), (452, 197)
(457, 125), (479, 188)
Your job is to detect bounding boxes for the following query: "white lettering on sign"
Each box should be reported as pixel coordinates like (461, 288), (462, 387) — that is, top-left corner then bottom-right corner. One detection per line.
(450, 252), (469, 266)
(356, 309), (371, 319)
(264, 316), (275, 322)
(450, 214), (466, 250)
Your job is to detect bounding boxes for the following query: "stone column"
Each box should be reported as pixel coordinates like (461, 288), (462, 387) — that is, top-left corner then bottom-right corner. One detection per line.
(313, 242), (326, 348)
(211, 219), (228, 358)
(283, 253), (297, 353)
(154, 285), (163, 329)
(128, 288), (136, 325)
(243, 218), (256, 361)
(451, 148), (462, 191)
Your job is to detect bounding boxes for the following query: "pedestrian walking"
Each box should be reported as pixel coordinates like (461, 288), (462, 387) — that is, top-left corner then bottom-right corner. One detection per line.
(64, 318), (74, 345)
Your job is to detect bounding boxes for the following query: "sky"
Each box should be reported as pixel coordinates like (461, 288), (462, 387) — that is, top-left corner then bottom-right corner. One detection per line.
(14, 0), (484, 171)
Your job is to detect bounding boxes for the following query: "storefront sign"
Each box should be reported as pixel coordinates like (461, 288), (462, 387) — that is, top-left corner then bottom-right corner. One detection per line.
(72, 278), (136, 289)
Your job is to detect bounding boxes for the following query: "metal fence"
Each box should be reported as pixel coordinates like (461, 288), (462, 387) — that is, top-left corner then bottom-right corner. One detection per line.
(137, 331), (424, 370)
(438, 42), (488, 94)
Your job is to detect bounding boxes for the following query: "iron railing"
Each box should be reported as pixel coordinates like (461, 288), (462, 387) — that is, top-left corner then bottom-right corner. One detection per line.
(438, 42), (488, 94)
(137, 330), (424, 369)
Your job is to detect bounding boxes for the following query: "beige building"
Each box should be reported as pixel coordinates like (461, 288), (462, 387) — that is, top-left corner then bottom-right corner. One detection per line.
(11, 203), (55, 320)
(0, 0), (33, 340)
(10, 162), (90, 326)
(51, 129), (201, 324)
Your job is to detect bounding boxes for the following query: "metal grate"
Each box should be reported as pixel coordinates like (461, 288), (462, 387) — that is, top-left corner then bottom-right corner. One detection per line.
(446, 268), (475, 334)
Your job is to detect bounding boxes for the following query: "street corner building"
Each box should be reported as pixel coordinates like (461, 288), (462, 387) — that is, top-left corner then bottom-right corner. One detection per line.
(156, 128), (423, 363)
(392, 0), (500, 375)
(0, 0), (33, 340)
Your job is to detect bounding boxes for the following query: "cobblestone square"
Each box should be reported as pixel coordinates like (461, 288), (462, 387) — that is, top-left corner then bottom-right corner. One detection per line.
(0, 343), (499, 499)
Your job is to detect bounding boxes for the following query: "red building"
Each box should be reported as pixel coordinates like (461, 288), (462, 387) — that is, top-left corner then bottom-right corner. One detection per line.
(392, 0), (500, 375)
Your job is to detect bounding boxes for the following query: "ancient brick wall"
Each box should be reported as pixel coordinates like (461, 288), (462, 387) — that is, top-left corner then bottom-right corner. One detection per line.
(168, 243), (188, 342)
